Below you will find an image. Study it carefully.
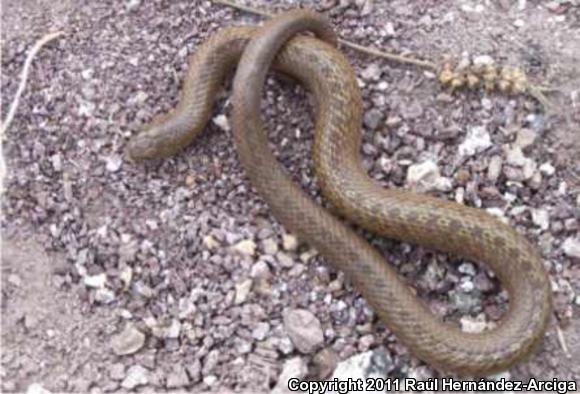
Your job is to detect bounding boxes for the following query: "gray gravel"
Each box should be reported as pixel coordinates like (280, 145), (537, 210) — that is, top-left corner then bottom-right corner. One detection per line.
(2, 0), (580, 392)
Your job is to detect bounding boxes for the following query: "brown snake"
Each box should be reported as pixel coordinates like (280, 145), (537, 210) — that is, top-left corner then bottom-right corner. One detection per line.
(127, 10), (552, 375)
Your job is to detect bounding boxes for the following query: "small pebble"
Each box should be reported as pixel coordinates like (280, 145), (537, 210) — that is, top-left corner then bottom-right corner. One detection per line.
(212, 114), (230, 131)
(111, 325), (146, 356)
(282, 234), (299, 252)
(283, 309), (324, 354)
(83, 273), (107, 288)
(121, 365), (149, 390)
(235, 279), (253, 304)
(233, 239), (257, 256)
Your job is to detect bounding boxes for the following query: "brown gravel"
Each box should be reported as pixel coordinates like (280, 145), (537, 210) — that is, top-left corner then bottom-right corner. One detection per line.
(2, 0), (579, 392)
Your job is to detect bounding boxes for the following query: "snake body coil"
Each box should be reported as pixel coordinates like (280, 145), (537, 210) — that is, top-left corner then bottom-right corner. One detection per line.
(127, 10), (552, 375)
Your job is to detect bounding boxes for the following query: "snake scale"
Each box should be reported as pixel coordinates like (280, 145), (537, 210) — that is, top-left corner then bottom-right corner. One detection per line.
(127, 10), (552, 375)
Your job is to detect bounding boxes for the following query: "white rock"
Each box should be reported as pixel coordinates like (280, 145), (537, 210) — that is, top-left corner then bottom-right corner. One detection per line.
(212, 114), (230, 131)
(126, 0), (142, 11)
(121, 365), (149, 390)
(522, 159), (537, 180)
(203, 375), (218, 386)
(487, 156), (503, 182)
(461, 3), (485, 12)
(78, 100), (95, 116)
(166, 319), (181, 339)
(361, 63), (381, 80)
(283, 309), (324, 354)
(235, 279), (253, 304)
(506, 147), (527, 166)
(273, 357), (308, 394)
(166, 365), (190, 388)
(562, 237), (580, 259)
(95, 288), (116, 304)
(473, 55), (495, 67)
(111, 325), (146, 356)
(406, 160), (452, 192)
(376, 81), (389, 91)
(481, 97), (493, 110)
(233, 239), (256, 256)
(459, 280), (474, 292)
(460, 316), (489, 333)
(282, 234), (299, 252)
(539, 162), (556, 176)
(277, 337), (294, 355)
(458, 263), (476, 276)
(455, 187), (465, 203)
(81, 68), (94, 80)
(486, 207), (509, 223)
(299, 249), (318, 263)
(331, 347), (393, 385)
(510, 206), (528, 217)
(51, 154), (62, 172)
(26, 383), (52, 394)
(7, 274), (22, 287)
(531, 209), (550, 230)
(203, 235), (220, 250)
(277, 252), (295, 268)
(262, 238), (279, 255)
(120, 266), (133, 290)
(84, 273), (107, 288)
(105, 155), (123, 172)
(459, 126), (492, 157)
(250, 260), (271, 279)
(515, 128), (536, 149)
(252, 322), (270, 341)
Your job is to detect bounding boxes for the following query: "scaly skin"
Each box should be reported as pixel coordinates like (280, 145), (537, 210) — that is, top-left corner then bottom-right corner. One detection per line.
(127, 10), (552, 376)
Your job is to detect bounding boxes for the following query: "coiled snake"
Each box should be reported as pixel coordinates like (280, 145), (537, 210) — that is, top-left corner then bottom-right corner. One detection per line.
(127, 10), (552, 375)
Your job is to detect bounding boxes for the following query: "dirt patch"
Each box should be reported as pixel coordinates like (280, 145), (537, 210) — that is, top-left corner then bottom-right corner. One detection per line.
(1, 236), (116, 392)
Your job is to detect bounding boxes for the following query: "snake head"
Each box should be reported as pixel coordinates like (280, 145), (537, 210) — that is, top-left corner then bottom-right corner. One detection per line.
(125, 126), (166, 161)
(126, 113), (186, 161)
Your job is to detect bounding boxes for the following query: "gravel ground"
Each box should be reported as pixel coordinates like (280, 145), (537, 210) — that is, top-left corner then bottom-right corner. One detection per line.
(2, 0), (580, 392)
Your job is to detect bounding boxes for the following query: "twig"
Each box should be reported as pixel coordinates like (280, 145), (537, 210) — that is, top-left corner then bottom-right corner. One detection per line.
(213, 0), (437, 70)
(527, 84), (553, 113)
(0, 31), (65, 138)
(218, 1), (556, 111)
(339, 40), (436, 70)
(555, 324), (571, 359)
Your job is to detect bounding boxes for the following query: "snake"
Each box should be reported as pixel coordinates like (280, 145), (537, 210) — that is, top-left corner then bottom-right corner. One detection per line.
(126, 9), (552, 375)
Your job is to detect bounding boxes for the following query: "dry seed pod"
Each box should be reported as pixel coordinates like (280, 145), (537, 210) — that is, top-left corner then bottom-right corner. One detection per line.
(450, 74), (465, 90)
(482, 64), (498, 92)
(439, 58), (455, 86)
(439, 68), (454, 86)
(498, 79), (511, 93)
(512, 81), (526, 94)
(466, 72), (480, 89)
(511, 68), (528, 94)
(501, 66), (515, 82)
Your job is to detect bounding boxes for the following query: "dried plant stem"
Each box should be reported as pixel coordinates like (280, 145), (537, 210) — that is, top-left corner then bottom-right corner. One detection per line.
(215, 0), (555, 110)
(555, 325), (571, 359)
(527, 84), (553, 112)
(1, 31), (65, 138)
(213, 0), (437, 70)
